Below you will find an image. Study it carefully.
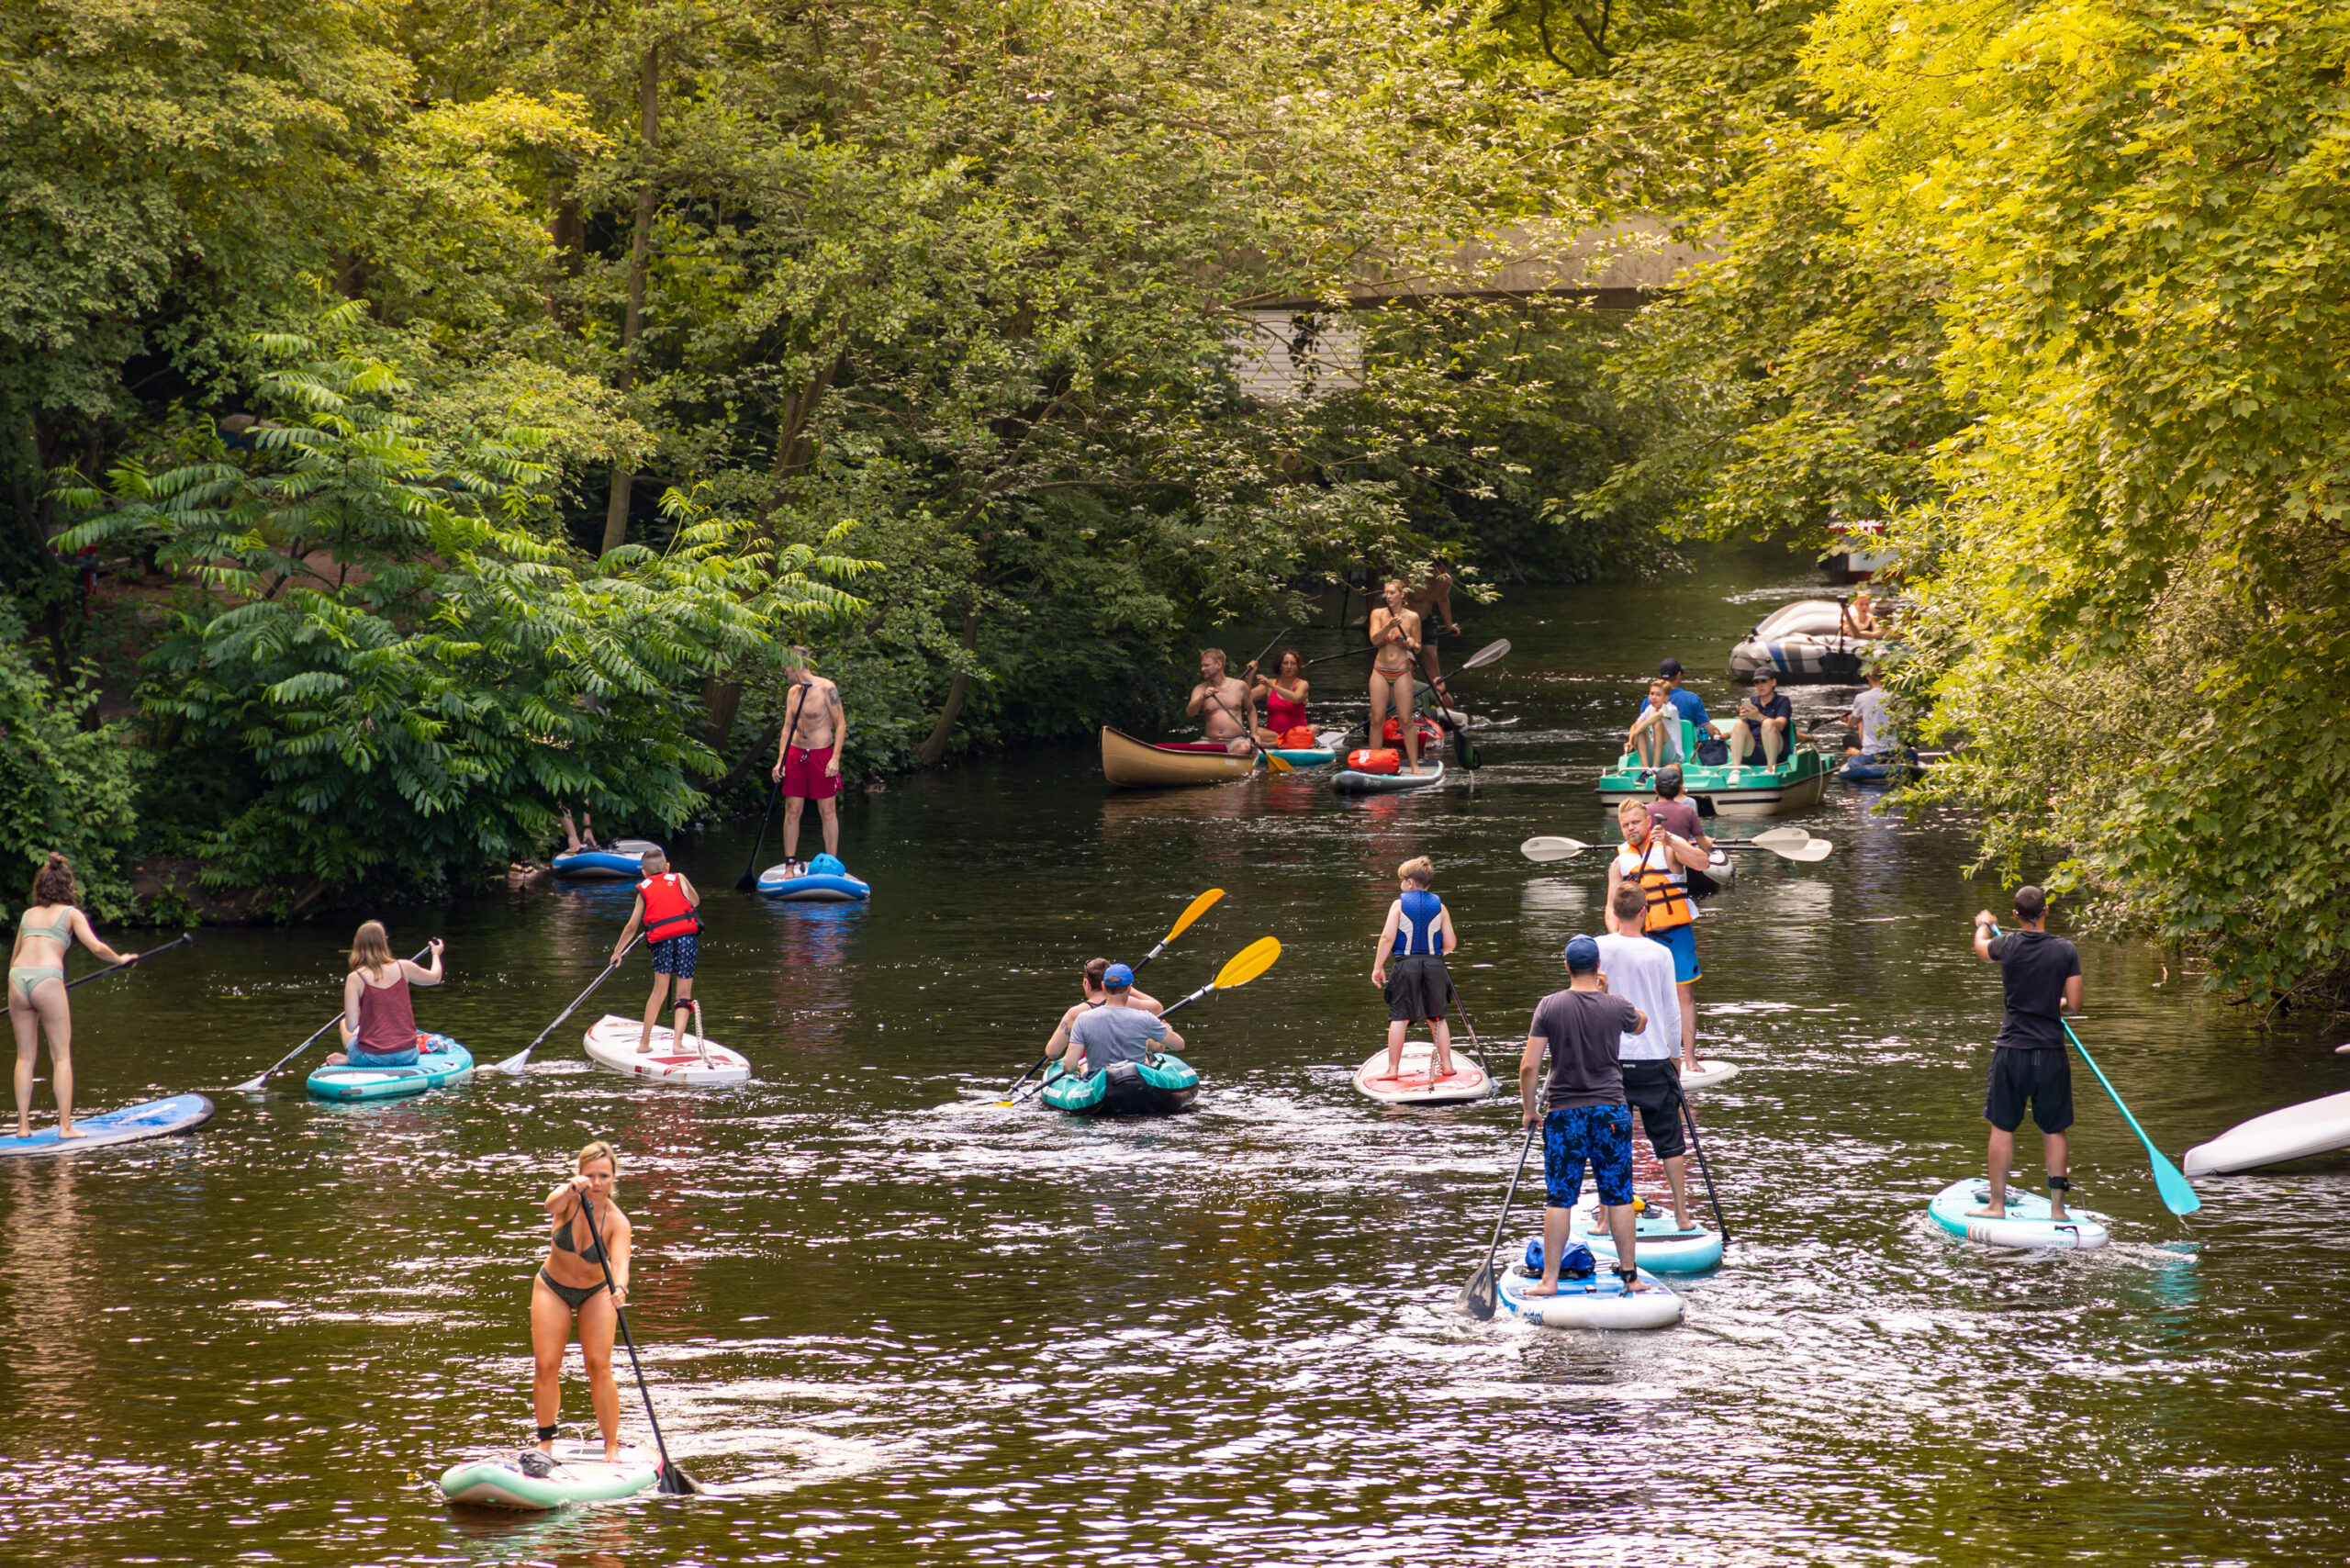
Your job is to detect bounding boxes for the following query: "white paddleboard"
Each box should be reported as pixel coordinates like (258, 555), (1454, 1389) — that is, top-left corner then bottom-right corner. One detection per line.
(583, 1014), (751, 1086)
(2183, 1088), (2350, 1175)
(1495, 1260), (1682, 1330)
(1352, 1042), (1494, 1105)
(1682, 1058), (1739, 1089)
(1928, 1178), (2110, 1250)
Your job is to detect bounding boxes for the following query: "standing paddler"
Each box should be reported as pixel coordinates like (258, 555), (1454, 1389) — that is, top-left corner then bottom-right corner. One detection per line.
(770, 647), (849, 879)
(8, 852), (138, 1139)
(1367, 580), (1429, 773)
(1517, 935), (1650, 1296)
(531, 1141), (633, 1462)
(611, 850), (703, 1054)
(1370, 856), (1459, 1082)
(1970, 887), (2084, 1219)
(1606, 800), (1712, 1066)
(1597, 883), (1698, 1226)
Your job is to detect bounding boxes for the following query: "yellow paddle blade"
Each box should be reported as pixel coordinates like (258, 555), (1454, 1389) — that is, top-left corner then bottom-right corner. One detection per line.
(1267, 754), (1294, 773)
(1213, 935), (1282, 991)
(1164, 888), (1225, 945)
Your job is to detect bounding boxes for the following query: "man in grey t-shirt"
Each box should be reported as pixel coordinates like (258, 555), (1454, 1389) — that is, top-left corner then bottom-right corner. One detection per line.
(1069, 964), (1185, 1072)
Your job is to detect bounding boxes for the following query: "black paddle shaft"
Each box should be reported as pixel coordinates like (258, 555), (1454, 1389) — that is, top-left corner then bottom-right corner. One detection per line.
(579, 1191), (697, 1495)
(1464, 1116), (1540, 1320)
(64, 932), (192, 991)
(736, 683), (810, 890)
(1677, 1088), (1731, 1246)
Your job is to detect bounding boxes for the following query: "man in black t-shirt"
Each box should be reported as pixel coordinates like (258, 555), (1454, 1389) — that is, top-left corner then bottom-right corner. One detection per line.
(1517, 935), (1650, 1297)
(1971, 885), (2085, 1218)
(1729, 669), (1794, 770)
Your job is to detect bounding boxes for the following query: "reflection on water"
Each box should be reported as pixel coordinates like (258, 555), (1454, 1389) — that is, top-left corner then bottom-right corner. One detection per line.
(3, 550), (2348, 1565)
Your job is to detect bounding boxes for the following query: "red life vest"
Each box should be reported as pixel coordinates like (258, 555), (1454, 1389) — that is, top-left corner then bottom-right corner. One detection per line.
(637, 871), (701, 942)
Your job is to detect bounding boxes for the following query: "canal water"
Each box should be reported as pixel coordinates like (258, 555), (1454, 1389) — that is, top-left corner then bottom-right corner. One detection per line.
(5, 550), (2346, 1566)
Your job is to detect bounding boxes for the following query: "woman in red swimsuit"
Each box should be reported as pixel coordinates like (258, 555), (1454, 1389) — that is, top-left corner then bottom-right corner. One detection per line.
(1245, 647), (1312, 746)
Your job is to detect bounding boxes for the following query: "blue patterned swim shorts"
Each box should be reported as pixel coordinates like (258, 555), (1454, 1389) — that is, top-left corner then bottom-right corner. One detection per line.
(650, 933), (699, 978)
(1543, 1103), (1634, 1208)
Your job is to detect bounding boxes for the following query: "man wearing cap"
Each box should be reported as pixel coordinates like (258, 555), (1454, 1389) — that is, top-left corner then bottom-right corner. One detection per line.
(1066, 964), (1184, 1076)
(1969, 886), (2083, 1219)
(1728, 668), (1794, 771)
(1657, 658), (1716, 737)
(1598, 883), (1698, 1227)
(1519, 935), (1650, 1296)
(1044, 958), (1164, 1066)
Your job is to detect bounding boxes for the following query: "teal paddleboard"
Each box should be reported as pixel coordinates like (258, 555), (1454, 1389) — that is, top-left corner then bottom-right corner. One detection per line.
(306, 1034), (474, 1102)
(1928, 1177), (2110, 1250)
(438, 1439), (658, 1510)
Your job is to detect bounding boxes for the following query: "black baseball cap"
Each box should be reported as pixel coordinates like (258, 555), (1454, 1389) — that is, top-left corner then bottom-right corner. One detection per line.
(1659, 658), (1684, 677)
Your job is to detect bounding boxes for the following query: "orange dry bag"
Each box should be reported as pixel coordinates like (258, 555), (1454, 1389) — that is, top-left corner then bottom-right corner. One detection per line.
(1280, 725), (1317, 749)
(1347, 748), (1402, 775)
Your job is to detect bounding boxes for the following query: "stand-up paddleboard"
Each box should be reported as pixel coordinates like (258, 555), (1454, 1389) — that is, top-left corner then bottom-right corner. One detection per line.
(756, 859), (871, 902)
(1352, 1041), (1494, 1105)
(0, 1094), (215, 1159)
(1682, 1058), (1739, 1090)
(305, 1034), (474, 1102)
(1333, 759), (1445, 795)
(1495, 1258), (1682, 1330)
(1928, 1178), (2110, 1250)
(552, 839), (662, 881)
(438, 1439), (659, 1510)
(583, 1014), (750, 1086)
(2184, 1089), (2350, 1175)
(1573, 1196), (1724, 1272)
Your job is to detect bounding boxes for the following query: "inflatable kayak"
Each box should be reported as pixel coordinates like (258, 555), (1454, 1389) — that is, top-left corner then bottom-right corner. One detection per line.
(551, 839), (662, 880)
(2184, 1089), (2350, 1175)
(438, 1439), (658, 1510)
(1928, 1177), (2110, 1250)
(1039, 1053), (1199, 1116)
(1495, 1256), (1683, 1330)
(305, 1034), (474, 1102)
(1685, 847), (1737, 900)
(1574, 1196), (1724, 1272)
(756, 856), (870, 902)
(1683, 1058), (1740, 1090)
(583, 1013), (751, 1086)
(1333, 759), (1445, 794)
(1352, 1041), (1494, 1105)
(0, 1093), (215, 1159)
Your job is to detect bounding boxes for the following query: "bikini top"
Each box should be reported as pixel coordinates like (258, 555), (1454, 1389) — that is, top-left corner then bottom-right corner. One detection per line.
(17, 910), (73, 946)
(550, 1206), (610, 1264)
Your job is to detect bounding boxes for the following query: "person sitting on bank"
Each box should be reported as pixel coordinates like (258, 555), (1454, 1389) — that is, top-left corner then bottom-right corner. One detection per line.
(1045, 958), (1164, 1065)
(559, 807), (602, 857)
(322, 921), (443, 1067)
(1186, 648), (1256, 756)
(1371, 856), (1460, 1083)
(1243, 647), (1313, 747)
(1066, 964), (1184, 1076)
(1517, 935), (1649, 1297)
(1599, 883), (1699, 1228)
(1969, 886), (2083, 1220)
(1728, 668), (1794, 770)
(610, 850), (702, 1055)
(1628, 678), (1684, 769)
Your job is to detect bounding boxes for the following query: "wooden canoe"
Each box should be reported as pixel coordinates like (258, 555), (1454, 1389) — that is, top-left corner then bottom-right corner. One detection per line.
(1101, 727), (1255, 789)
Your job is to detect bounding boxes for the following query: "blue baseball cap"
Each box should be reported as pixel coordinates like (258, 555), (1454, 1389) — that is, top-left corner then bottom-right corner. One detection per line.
(1564, 935), (1601, 972)
(1104, 963), (1135, 988)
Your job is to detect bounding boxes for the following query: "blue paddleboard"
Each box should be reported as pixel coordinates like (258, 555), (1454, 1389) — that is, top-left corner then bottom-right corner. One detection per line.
(0, 1093), (216, 1159)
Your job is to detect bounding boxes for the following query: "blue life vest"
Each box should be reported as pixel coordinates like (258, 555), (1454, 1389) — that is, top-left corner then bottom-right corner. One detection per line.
(1393, 889), (1444, 956)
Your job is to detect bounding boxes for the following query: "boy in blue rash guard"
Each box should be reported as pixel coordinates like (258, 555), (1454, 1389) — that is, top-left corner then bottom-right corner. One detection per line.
(1371, 856), (1460, 1082)
(1518, 935), (1650, 1297)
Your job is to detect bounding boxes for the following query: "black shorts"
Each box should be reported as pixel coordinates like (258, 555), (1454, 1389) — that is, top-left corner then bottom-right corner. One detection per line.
(1618, 1060), (1688, 1159)
(1984, 1047), (2073, 1134)
(1384, 953), (1452, 1023)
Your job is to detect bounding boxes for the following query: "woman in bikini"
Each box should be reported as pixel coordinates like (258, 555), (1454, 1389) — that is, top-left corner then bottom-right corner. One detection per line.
(1367, 579), (1427, 773)
(319, 921), (442, 1067)
(1244, 646), (1312, 748)
(532, 1140), (633, 1461)
(9, 852), (137, 1139)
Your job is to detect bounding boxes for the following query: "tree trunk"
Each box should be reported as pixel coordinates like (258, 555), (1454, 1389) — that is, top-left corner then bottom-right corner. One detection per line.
(915, 608), (982, 767)
(601, 45), (663, 557)
(702, 674), (744, 750)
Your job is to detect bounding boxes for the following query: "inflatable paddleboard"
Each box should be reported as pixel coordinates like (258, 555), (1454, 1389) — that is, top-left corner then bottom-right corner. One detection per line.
(1352, 1041), (1494, 1105)
(0, 1094), (215, 1159)
(1333, 759), (1445, 795)
(552, 839), (662, 881)
(2184, 1089), (2350, 1175)
(305, 1034), (474, 1102)
(583, 1014), (750, 1086)
(1264, 747), (1337, 768)
(1495, 1258), (1683, 1330)
(756, 859), (870, 902)
(1928, 1178), (2110, 1250)
(438, 1439), (658, 1510)
(1682, 1058), (1739, 1090)
(1573, 1196), (1724, 1272)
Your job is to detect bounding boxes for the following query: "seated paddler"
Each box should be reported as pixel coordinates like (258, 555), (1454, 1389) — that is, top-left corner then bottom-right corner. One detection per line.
(1065, 964), (1182, 1077)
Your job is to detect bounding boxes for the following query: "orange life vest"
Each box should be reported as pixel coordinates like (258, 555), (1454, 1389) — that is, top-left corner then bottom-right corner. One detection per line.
(1625, 832), (1694, 931)
(637, 871), (701, 943)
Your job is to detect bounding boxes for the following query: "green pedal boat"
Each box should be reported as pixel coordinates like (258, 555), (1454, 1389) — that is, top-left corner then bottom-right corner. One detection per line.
(1039, 1053), (1201, 1116)
(1594, 719), (1831, 820)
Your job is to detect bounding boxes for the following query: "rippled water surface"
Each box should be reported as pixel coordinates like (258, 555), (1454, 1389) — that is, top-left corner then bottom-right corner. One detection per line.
(6, 550), (2347, 1567)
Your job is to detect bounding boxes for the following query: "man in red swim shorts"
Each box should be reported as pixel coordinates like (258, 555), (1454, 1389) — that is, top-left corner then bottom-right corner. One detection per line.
(769, 649), (848, 876)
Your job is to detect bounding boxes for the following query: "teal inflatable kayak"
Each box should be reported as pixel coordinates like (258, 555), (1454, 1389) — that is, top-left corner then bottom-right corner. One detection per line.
(438, 1439), (658, 1510)
(306, 1034), (474, 1102)
(1040, 1053), (1200, 1116)
(0, 1094), (215, 1159)
(1928, 1177), (2110, 1250)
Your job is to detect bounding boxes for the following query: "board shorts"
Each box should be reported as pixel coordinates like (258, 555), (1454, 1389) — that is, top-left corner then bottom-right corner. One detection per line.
(782, 744), (841, 801)
(1543, 1104), (1635, 1208)
(346, 1040), (420, 1068)
(1618, 1059), (1687, 1159)
(1648, 922), (1700, 984)
(1985, 1046), (2073, 1134)
(650, 933), (699, 980)
(1384, 953), (1452, 1023)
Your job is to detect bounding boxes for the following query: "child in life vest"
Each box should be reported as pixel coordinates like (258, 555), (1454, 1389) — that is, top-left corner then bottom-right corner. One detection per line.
(611, 849), (703, 1054)
(1370, 856), (1460, 1082)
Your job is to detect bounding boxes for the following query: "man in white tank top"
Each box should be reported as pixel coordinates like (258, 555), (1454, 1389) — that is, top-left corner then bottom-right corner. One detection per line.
(1597, 884), (1697, 1228)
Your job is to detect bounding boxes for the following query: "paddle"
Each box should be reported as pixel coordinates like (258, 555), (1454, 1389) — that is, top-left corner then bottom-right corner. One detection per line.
(577, 1191), (701, 1495)
(1303, 645), (1377, 668)
(735, 683), (810, 890)
(64, 932), (192, 991)
(229, 944), (433, 1092)
(1008, 935), (1281, 1105)
(1519, 829), (1830, 865)
(1241, 624), (1293, 676)
(498, 936), (642, 1075)
(1201, 688), (1292, 774)
(982, 889), (1225, 1105)
(1461, 1116), (1539, 1321)
(1337, 638), (1511, 755)
(1676, 1088), (1732, 1245)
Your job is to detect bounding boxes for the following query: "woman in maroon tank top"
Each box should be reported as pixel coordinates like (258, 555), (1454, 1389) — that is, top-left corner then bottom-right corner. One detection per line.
(321, 920), (444, 1067)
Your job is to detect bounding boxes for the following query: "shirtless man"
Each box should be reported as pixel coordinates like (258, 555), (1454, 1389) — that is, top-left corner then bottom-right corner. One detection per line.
(1043, 958), (1165, 1066)
(1368, 580), (1427, 772)
(1404, 566), (1459, 699)
(769, 648), (848, 875)
(1185, 649), (1254, 756)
